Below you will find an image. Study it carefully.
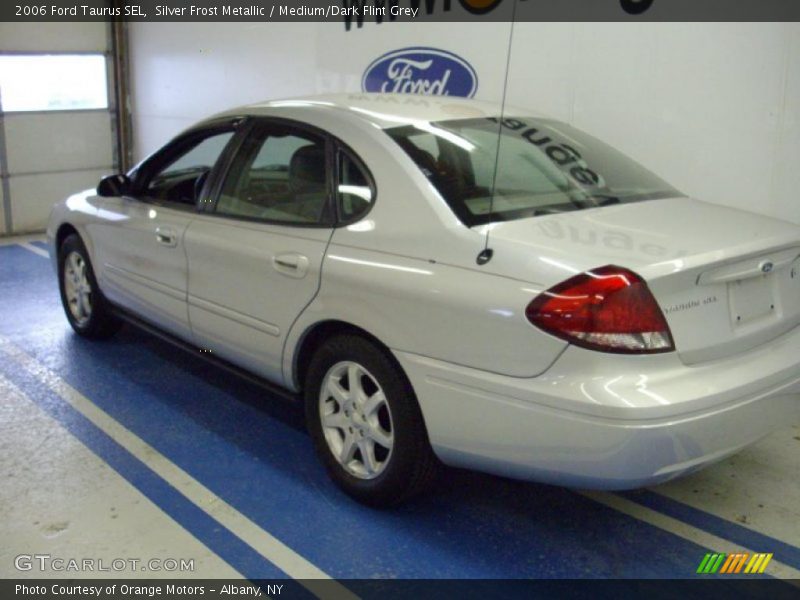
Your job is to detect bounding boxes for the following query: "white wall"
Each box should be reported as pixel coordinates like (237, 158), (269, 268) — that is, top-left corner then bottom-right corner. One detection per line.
(129, 22), (511, 153)
(504, 23), (800, 224)
(129, 22), (800, 224)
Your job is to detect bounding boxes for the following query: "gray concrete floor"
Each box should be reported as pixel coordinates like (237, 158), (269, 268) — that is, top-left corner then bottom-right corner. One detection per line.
(0, 373), (240, 578)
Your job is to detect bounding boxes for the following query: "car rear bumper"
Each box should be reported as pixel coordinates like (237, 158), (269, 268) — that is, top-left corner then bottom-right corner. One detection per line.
(394, 325), (800, 489)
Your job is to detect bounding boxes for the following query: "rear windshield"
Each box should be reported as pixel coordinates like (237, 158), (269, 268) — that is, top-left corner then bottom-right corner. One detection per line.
(386, 117), (683, 226)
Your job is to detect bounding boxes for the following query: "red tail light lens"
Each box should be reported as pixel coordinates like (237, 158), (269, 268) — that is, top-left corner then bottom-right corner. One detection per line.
(525, 265), (675, 354)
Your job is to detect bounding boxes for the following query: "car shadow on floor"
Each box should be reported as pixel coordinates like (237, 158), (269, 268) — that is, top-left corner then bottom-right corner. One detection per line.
(52, 324), (717, 579)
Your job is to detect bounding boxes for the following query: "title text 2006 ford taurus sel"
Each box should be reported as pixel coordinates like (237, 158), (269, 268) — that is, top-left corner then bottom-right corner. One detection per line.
(48, 93), (800, 506)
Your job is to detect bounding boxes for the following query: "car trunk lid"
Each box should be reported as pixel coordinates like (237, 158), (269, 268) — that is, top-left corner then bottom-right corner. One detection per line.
(480, 197), (800, 364)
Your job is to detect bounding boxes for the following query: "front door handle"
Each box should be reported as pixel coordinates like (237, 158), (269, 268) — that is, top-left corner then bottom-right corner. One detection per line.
(155, 226), (177, 247)
(272, 253), (309, 278)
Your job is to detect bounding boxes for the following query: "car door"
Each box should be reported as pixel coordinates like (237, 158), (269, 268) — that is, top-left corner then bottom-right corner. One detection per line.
(91, 120), (243, 341)
(183, 119), (336, 384)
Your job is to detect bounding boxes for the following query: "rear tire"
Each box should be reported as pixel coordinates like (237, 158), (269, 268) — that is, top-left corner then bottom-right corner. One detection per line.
(58, 233), (122, 339)
(304, 334), (439, 507)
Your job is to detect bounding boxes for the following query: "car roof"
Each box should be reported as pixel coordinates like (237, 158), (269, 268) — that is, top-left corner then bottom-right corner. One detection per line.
(217, 93), (547, 129)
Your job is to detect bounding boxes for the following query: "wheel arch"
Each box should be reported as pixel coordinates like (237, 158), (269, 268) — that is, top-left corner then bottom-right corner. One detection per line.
(55, 222), (102, 269)
(291, 319), (402, 393)
(55, 223), (80, 256)
(54, 222), (104, 295)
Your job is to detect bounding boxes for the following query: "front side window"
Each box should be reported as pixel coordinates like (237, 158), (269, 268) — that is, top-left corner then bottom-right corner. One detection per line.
(387, 117), (683, 226)
(215, 125), (331, 225)
(142, 130), (234, 205)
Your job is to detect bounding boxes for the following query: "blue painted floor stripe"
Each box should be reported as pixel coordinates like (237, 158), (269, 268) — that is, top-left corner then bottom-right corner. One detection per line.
(0, 350), (293, 581)
(17, 329), (726, 577)
(0, 243), (788, 579)
(621, 491), (800, 571)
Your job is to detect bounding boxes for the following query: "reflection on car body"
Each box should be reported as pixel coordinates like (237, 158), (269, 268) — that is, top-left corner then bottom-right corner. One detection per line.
(47, 93), (800, 506)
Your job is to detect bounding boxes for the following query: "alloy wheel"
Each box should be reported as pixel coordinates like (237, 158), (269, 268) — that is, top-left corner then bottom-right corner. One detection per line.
(319, 360), (394, 479)
(63, 251), (93, 326)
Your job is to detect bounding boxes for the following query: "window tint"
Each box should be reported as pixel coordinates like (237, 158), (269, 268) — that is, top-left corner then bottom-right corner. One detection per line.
(337, 151), (373, 221)
(387, 117), (682, 226)
(466, 128), (566, 195)
(407, 132), (440, 163)
(216, 127), (330, 225)
(251, 135), (309, 170)
(144, 131), (234, 205)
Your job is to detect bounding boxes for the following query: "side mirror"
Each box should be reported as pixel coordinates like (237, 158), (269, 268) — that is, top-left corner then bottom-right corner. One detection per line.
(97, 174), (131, 197)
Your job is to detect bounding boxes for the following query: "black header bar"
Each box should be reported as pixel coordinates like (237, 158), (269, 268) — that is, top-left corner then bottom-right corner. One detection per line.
(2, 0), (800, 23)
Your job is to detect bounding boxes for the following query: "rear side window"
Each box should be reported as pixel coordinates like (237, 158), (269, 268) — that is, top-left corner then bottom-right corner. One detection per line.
(337, 151), (374, 222)
(215, 125), (332, 225)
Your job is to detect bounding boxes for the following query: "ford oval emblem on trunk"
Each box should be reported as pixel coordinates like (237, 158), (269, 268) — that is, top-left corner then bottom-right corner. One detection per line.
(362, 47), (478, 98)
(760, 261), (774, 273)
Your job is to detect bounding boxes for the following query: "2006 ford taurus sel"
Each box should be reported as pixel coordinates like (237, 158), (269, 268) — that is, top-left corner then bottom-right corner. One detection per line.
(48, 93), (800, 506)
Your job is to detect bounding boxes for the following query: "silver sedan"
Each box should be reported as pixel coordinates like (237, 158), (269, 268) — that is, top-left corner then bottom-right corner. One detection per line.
(48, 93), (800, 506)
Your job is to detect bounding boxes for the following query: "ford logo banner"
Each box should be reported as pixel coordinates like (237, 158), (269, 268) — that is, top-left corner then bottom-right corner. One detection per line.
(362, 47), (478, 98)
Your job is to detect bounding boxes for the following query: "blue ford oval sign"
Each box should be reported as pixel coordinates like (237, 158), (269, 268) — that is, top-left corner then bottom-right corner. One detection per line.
(362, 47), (478, 98)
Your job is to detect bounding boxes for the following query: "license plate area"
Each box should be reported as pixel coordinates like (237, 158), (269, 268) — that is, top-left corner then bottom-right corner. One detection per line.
(729, 274), (776, 325)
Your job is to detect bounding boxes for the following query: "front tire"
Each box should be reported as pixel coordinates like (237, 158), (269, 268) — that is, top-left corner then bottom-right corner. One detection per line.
(305, 334), (438, 507)
(58, 233), (122, 339)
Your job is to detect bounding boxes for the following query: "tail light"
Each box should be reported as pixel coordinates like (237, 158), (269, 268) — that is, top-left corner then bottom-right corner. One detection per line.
(525, 265), (674, 354)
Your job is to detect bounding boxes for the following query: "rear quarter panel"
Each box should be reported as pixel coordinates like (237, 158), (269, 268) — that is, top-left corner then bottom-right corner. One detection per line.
(274, 103), (568, 384)
(284, 244), (568, 387)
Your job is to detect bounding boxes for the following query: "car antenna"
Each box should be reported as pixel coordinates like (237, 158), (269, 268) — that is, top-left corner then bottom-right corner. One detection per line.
(477, 2), (517, 267)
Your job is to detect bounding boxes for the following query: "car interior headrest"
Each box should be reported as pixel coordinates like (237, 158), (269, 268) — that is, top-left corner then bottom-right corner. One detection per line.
(289, 144), (325, 194)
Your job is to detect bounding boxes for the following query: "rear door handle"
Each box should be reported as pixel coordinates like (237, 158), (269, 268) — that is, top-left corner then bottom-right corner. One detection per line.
(155, 227), (177, 247)
(272, 253), (309, 278)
